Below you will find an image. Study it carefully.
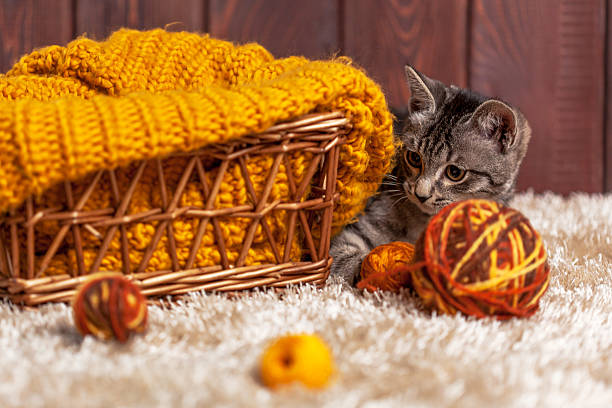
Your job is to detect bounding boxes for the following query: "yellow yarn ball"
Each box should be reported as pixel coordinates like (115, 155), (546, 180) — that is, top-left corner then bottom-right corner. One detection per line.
(260, 334), (335, 389)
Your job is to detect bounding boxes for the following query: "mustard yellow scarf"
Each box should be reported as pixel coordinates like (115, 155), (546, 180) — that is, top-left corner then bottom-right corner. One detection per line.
(0, 29), (394, 275)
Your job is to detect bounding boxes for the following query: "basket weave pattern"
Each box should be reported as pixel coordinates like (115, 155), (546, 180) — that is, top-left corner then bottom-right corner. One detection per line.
(0, 112), (348, 305)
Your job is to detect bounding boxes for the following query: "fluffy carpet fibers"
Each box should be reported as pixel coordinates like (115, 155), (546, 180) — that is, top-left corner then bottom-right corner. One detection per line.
(1, 192), (611, 407)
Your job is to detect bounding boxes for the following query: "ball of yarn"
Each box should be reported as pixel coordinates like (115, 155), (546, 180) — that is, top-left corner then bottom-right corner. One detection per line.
(357, 241), (415, 292)
(260, 334), (335, 389)
(411, 199), (550, 319)
(72, 273), (148, 342)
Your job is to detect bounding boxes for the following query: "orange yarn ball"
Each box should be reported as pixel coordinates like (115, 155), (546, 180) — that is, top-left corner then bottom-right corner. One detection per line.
(411, 199), (550, 320)
(357, 241), (415, 292)
(72, 273), (148, 342)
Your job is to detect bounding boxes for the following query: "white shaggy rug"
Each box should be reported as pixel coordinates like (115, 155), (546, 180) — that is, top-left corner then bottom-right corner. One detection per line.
(1, 192), (611, 407)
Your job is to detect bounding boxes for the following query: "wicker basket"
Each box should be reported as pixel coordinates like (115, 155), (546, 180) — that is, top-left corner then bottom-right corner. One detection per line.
(0, 112), (349, 306)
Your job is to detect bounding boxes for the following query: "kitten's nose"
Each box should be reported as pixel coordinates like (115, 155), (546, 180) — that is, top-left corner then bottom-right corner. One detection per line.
(415, 178), (432, 203)
(414, 192), (431, 203)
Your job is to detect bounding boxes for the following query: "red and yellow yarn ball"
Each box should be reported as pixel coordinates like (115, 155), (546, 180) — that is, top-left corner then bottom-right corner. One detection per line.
(260, 334), (335, 389)
(412, 199), (550, 320)
(72, 273), (148, 342)
(357, 241), (415, 292)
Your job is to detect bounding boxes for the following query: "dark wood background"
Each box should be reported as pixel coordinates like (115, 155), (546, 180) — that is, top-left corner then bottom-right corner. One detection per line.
(0, 0), (609, 193)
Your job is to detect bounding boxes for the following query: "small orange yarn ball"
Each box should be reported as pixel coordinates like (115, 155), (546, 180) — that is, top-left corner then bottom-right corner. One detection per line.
(357, 241), (415, 292)
(260, 334), (335, 389)
(411, 199), (550, 320)
(72, 273), (148, 342)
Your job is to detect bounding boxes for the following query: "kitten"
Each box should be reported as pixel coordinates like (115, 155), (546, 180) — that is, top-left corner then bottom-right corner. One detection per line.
(330, 65), (531, 284)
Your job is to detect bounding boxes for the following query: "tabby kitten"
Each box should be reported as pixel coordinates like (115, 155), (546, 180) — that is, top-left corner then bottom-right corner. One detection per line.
(330, 65), (531, 284)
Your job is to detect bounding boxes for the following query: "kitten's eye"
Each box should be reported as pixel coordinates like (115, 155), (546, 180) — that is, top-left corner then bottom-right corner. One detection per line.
(404, 150), (422, 169)
(445, 165), (466, 181)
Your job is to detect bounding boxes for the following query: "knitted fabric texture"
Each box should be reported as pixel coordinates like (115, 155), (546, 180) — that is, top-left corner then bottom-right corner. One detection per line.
(0, 29), (394, 276)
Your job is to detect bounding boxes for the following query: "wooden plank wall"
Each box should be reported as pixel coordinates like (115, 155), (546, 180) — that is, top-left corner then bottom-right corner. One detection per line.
(0, 0), (608, 193)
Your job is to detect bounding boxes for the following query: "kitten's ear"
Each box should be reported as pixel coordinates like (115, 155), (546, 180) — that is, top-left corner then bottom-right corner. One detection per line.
(405, 65), (436, 114)
(471, 100), (519, 152)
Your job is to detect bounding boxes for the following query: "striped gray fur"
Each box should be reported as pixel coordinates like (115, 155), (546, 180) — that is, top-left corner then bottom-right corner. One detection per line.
(330, 66), (531, 284)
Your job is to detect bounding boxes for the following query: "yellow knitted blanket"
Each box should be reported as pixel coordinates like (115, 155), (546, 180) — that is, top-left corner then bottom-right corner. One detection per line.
(0, 29), (394, 275)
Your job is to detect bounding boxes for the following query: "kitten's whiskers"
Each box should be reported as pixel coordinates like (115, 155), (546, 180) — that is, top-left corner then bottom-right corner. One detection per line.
(390, 194), (408, 208)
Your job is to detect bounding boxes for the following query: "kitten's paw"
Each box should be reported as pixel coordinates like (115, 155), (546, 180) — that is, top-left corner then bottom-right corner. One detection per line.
(329, 258), (362, 287)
